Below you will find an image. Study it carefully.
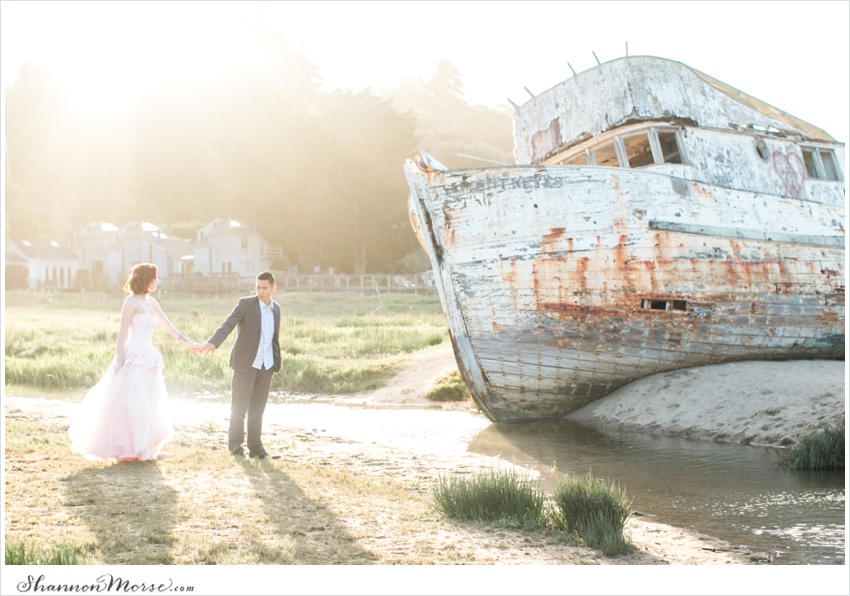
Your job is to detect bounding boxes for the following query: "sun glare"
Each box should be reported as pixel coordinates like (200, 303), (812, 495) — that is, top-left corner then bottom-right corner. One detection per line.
(5, 2), (260, 114)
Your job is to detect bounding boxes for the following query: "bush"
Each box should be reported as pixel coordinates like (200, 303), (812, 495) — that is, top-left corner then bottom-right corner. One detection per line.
(781, 418), (845, 469)
(431, 468), (546, 528)
(550, 472), (634, 555)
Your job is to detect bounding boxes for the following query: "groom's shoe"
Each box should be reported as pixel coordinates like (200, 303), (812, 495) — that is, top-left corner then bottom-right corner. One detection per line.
(230, 448), (246, 458)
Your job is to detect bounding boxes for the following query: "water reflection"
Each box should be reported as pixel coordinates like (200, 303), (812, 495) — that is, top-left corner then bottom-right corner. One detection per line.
(469, 419), (845, 565)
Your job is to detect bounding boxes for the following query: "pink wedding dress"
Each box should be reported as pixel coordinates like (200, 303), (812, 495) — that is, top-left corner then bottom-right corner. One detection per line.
(69, 309), (173, 461)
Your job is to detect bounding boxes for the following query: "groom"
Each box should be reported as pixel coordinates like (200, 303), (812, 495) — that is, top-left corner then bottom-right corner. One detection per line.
(200, 271), (282, 459)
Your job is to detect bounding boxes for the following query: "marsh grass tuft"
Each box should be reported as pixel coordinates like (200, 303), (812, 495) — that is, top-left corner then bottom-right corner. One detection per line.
(431, 468), (546, 528)
(550, 472), (635, 555)
(5, 539), (87, 565)
(425, 371), (470, 402)
(780, 418), (845, 469)
(430, 469), (635, 554)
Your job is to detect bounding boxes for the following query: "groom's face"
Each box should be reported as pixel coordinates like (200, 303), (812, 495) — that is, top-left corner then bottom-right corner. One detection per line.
(255, 279), (276, 305)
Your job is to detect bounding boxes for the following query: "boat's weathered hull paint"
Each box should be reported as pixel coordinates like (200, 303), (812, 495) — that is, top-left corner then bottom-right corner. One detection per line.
(406, 164), (845, 422)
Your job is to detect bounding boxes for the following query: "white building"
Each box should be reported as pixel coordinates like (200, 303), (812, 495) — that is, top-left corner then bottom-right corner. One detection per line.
(72, 221), (119, 288)
(6, 239), (81, 290)
(6, 219), (281, 291)
(192, 218), (281, 277)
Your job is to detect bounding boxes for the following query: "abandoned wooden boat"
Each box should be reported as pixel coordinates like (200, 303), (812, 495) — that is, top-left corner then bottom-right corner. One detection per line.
(403, 55), (845, 423)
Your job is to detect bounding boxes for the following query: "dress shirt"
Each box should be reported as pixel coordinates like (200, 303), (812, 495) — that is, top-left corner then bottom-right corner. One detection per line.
(252, 300), (275, 370)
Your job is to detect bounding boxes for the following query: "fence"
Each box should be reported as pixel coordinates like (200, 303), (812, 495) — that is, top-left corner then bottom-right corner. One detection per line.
(10, 272), (437, 296)
(82, 273), (437, 295)
(274, 273), (435, 295)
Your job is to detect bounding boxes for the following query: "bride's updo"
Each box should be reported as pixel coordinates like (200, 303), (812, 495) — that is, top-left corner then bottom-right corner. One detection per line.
(123, 263), (158, 295)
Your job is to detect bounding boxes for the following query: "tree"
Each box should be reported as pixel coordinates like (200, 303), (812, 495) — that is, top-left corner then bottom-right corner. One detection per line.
(280, 90), (419, 274)
(387, 58), (515, 170)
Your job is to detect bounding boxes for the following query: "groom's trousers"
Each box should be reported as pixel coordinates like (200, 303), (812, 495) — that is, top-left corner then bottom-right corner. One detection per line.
(228, 366), (274, 455)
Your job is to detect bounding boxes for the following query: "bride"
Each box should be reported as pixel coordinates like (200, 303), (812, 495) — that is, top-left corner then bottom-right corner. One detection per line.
(69, 263), (199, 461)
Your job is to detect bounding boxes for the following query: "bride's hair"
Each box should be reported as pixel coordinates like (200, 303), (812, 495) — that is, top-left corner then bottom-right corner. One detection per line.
(124, 263), (158, 295)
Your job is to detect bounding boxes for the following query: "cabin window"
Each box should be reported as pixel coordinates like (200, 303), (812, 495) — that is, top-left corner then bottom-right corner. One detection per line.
(802, 147), (842, 181)
(593, 142), (619, 167)
(802, 149), (819, 177)
(549, 125), (685, 168)
(641, 298), (688, 311)
(819, 150), (840, 181)
(657, 131), (682, 164)
(623, 133), (654, 168)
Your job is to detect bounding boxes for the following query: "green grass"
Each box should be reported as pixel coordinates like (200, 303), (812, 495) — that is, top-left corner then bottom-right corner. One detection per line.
(780, 418), (845, 470)
(550, 472), (635, 555)
(425, 371), (470, 402)
(5, 539), (89, 565)
(431, 468), (546, 528)
(430, 469), (637, 555)
(4, 290), (447, 397)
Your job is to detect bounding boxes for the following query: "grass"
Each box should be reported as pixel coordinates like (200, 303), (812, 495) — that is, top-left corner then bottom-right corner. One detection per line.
(550, 472), (635, 556)
(3, 417), (431, 565)
(5, 539), (89, 565)
(4, 290), (448, 397)
(425, 371), (470, 402)
(780, 418), (846, 469)
(430, 468), (636, 556)
(431, 468), (546, 528)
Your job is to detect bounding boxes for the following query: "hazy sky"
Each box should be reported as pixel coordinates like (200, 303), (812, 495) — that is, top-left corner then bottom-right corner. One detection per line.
(2, 0), (848, 144)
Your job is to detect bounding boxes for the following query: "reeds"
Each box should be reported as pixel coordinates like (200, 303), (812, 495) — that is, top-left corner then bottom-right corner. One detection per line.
(431, 468), (546, 528)
(780, 418), (845, 469)
(431, 469), (635, 555)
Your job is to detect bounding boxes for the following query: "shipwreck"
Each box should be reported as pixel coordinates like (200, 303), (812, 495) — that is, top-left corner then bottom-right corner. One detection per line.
(403, 55), (845, 423)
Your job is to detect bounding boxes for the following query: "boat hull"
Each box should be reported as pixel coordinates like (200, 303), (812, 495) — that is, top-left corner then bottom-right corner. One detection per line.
(405, 163), (845, 422)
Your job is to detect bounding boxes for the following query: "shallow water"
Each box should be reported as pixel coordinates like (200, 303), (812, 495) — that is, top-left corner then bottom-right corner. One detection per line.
(254, 399), (846, 565)
(469, 419), (846, 565)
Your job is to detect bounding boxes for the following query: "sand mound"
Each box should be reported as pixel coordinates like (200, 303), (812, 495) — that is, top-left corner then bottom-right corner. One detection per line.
(566, 360), (846, 447)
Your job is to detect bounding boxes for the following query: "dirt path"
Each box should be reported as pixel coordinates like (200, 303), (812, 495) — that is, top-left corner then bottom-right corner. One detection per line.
(357, 342), (460, 406)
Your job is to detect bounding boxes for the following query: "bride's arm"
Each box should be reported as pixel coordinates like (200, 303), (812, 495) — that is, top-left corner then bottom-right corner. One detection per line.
(149, 298), (199, 349)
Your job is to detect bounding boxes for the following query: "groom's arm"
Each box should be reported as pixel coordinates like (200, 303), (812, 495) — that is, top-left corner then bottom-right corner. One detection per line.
(201, 298), (247, 355)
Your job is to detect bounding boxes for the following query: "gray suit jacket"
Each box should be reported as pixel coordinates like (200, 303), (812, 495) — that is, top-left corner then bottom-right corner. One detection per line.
(207, 296), (281, 373)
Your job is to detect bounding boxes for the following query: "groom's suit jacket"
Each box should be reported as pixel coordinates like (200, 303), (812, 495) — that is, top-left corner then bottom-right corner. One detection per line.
(207, 296), (281, 373)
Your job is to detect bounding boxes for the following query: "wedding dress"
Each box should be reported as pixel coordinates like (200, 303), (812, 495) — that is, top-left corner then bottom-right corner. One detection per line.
(69, 308), (173, 461)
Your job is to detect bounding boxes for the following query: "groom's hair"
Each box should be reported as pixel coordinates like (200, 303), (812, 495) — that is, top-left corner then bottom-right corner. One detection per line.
(257, 271), (275, 285)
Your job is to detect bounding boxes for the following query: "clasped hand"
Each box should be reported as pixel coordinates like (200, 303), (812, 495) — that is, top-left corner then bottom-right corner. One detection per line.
(194, 342), (216, 357)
